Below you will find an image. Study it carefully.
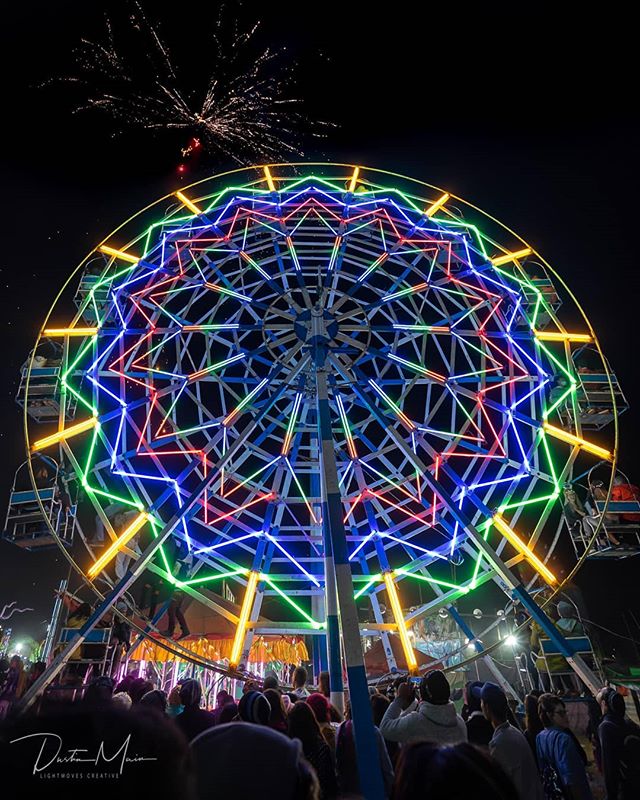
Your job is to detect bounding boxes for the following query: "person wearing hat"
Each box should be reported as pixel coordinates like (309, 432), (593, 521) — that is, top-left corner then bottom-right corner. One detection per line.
(238, 690), (271, 726)
(481, 682), (543, 800)
(173, 678), (216, 742)
(379, 669), (467, 745)
(464, 680), (494, 748)
(191, 721), (319, 800)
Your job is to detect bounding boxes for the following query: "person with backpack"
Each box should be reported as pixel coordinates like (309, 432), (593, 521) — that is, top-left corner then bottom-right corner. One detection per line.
(536, 693), (593, 800)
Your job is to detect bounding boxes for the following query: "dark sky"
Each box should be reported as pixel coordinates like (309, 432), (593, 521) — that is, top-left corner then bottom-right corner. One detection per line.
(1, 2), (638, 657)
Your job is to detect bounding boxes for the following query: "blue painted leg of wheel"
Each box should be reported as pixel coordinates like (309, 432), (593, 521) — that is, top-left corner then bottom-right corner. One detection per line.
(348, 663), (386, 800)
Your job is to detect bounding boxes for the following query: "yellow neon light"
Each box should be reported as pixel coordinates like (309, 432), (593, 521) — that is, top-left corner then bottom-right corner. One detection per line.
(348, 166), (360, 193)
(492, 515), (557, 584)
(491, 247), (532, 267)
(425, 192), (450, 218)
(99, 245), (140, 264)
(542, 422), (611, 460)
(44, 327), (99, 337)
(32, 417), (98, 451)
(87, 512), (150, 579)
(229, 570), (259, 667)
(175, 191), (202, 215)
(264, 166), (277, 193)
(534, 331), (593, 343)
(384, 572), (418, 674)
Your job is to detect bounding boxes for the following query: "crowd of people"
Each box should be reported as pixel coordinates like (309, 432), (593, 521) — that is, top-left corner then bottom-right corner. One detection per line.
(1, 659), (639, 799)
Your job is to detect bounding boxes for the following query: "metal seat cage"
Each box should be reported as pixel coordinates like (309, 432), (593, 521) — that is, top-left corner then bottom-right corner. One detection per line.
(3, 457), (76, 549)
(15, 339), (77, 423)
(536, 635), (604, 690)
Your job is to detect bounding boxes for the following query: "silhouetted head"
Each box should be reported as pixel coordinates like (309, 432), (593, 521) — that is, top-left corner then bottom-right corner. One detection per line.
(178, 678), (202, 709)
(306, 692), (330, 724)
(293, 666), (307, 689)
(419, 670), (450, 705)
(481, 683), (508, 725)
(393, 741), (518, 800)
(238, 690), (271, 725)
(263, 672), (279, 692)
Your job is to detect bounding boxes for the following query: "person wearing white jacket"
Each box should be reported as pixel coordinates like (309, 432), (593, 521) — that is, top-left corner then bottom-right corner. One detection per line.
(380, 670), (468, 745)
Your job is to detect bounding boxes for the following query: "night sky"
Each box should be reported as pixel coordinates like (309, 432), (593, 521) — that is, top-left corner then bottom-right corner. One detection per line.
(1, 2), (638, 659)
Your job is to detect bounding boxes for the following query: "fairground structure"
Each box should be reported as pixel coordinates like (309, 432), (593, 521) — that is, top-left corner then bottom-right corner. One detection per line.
(5, 164), (636, 799)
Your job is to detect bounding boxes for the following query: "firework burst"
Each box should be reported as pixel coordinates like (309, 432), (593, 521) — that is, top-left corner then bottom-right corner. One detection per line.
(46, 2), (332, 165)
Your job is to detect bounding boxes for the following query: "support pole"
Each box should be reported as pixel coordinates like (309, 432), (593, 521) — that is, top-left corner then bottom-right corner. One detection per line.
(322, 487), (344, 713)
(311, 428), (328, 683)
(448, 605), (520, 701)
(317, 369), (384, 800)
(42, 579), (67, 662)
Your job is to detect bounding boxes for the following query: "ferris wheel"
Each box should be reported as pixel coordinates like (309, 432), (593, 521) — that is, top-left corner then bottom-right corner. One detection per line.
(14, 166), (623, 753)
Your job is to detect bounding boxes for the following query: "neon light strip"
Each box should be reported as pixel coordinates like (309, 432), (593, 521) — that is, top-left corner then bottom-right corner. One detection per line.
(542, 422), (611, 460)
(354, 573), (381, 599)
(239, 250), (271, 281)
(188, 353), (245, 381)
(425, 192), (450, 217)
(392, 324), (449, 333)
(207, 493), (273, 526)
(194, 532), (261, 555)
(182, 324), (240, 331)
(87, 512), (150, 578)
(328, 236), (342, 271)
(286, 236), (301, 271)
(261, 575), (323, 628)
(175, 191), (202, 215)
(395, 568), (470, 594)
(388, 353), (446, 383)
(223, 457), (280, 499)
(264, 166), (277, 192)
(384, 572), (418, 674)
(348, 530), (377, 561)
(204, 282), (252, 303)
(32, 417), (98, 451)
(382, 532), (446, 559)
(534, 331), (592, 343)
(368, 380), (415, 429)
(348, 166), (360, 193)
(229, 570), (260, 666)
(490, 247), (532, 267)
(282, 393), (303, 455)
(223, 378), (269, 425)
(336, 394), (357, 459)
(343, 492), (363, 523)
(382, 282), (428, 301)
(99, 245), (140, 264)
(285, 458), (320, 524)
(358, 251), (389, 283)
(492, 514), (557, 584)
(44, 327), (99, 337)
(264, 533), (321, 587)
(178, 568), (247, 588)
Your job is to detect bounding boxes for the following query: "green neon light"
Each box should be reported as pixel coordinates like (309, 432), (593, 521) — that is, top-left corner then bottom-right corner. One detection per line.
(395, 568), (470, 594)
(261, 575), (324, 628)
(354, 574), (381, 599)
(178, 568), (248, 588)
